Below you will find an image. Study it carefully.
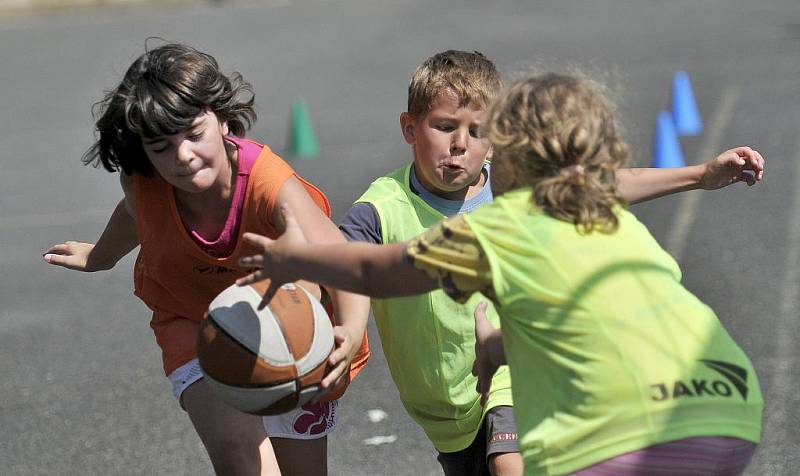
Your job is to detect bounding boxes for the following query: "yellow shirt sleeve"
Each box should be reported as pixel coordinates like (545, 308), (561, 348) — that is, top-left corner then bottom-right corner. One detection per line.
(406, 215), (495, 303)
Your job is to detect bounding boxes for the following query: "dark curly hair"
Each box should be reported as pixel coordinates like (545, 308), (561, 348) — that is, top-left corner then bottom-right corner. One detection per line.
(82, 42), (256, 176)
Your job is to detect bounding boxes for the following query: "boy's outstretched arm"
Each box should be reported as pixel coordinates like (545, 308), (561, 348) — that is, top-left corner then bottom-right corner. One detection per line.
(617, 146), (765, 204)
(237, 204), (439, 307)
(43, 174), (139, 272)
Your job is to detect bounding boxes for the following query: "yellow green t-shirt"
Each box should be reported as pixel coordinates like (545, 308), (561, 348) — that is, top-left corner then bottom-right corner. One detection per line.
(407, 187), (763, 475)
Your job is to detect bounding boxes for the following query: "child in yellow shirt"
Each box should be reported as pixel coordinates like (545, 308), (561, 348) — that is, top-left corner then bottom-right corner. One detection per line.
(239, 67), (764, 474)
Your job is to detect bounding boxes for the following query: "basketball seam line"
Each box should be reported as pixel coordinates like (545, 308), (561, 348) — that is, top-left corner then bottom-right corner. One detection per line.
(264, 295), (305, 395)
(206, 317), (296, 388)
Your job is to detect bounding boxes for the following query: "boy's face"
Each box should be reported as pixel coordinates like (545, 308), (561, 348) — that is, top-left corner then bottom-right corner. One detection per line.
(401, 92), (491, 200)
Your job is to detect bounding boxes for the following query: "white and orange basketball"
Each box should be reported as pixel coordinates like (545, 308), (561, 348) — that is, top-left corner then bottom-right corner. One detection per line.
(197, 282), (334, 415)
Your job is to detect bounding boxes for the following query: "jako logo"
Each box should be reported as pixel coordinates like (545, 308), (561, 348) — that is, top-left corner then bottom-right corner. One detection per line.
(650, 359), (749, 402)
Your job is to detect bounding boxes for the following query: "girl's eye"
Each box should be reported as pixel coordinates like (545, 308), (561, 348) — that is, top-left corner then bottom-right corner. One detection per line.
(151, 144), (169, 153)
(188, 133), (203, 141)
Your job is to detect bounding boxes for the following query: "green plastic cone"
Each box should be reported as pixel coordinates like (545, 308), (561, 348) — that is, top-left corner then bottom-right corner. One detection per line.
(287, 98), (320, 159)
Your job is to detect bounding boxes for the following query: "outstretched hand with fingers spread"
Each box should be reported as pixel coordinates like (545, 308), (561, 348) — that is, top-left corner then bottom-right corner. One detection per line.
(237, 204), (308, 309)
(472, 301), (504, 407)
(701, 146), (765, 189)
(43, 241), (103, 272)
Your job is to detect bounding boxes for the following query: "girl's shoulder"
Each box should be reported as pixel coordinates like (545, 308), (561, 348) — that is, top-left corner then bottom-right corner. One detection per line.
(225, 136), (294, 183)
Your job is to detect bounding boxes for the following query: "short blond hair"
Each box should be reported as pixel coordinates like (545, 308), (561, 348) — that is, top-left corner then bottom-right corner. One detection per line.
(407, 50), (502, 117)
(483, 73), (629, 233)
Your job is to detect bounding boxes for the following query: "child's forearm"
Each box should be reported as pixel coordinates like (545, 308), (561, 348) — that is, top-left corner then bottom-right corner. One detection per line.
(616, 165), (704, 204)
(288, 242), (437, 298)
(89, 199), (140, 270)
(328, 289), (370, 342)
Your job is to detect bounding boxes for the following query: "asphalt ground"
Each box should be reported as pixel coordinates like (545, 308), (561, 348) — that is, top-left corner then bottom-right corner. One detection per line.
(1, 1), (799, 474)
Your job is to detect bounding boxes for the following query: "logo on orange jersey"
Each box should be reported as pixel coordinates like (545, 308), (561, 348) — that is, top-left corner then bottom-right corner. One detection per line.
(193, 264), (237, 275)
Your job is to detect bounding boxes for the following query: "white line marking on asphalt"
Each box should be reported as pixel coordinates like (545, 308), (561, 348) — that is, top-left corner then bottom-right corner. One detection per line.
(664, 85), (741, 261)
(367, 408), (388, 423)
(362, 435), (397, 446)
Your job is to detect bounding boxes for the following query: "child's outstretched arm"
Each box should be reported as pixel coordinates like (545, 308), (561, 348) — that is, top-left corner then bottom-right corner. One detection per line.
(237, 204), (438, 305)
(43, 174), (139, 272)
(617, 146), (765, 204)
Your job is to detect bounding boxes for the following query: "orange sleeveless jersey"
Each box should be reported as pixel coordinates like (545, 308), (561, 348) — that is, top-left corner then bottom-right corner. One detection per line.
(133, 140), (369, 400)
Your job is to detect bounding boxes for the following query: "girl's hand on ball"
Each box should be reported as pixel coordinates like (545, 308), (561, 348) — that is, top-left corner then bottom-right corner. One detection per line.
(318, 325), (359, 397)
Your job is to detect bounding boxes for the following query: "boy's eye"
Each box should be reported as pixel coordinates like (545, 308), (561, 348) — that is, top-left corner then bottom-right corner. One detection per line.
(188, 132), (203, 141)
(435, 124), (455, 132)
(470, 128), (481, 138)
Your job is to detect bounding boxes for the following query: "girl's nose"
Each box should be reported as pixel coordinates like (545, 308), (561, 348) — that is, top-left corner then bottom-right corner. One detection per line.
(176, 139), (194, 164)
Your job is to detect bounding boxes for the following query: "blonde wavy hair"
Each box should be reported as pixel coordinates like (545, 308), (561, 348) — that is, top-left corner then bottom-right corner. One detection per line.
(483, 73), (629, 233)
(407, 50), (502, 117)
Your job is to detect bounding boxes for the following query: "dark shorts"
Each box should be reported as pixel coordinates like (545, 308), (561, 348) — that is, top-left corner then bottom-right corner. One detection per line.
(436, 405), (520, 476)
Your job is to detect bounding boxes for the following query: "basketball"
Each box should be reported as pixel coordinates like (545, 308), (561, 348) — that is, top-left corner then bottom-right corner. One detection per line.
(197, 282), (335, 415)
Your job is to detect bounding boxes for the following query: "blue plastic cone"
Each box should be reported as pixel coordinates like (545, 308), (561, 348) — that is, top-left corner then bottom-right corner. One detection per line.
(287, 98), (320, 159)
(652, 110), (685, 168)
(671, 70), (703, 136)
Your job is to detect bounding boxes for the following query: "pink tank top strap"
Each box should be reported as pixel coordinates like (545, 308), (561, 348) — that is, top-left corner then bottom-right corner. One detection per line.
(189, 136), (260, 257)
(227, 136), (260, 174)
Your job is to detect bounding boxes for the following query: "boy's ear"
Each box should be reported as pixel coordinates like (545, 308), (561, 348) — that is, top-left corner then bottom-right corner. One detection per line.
(400, 112), (415, 145)
(221, 121), (230, 136)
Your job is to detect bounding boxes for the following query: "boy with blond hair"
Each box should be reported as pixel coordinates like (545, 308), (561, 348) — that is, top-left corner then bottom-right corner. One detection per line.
(336, 50), (764, 475)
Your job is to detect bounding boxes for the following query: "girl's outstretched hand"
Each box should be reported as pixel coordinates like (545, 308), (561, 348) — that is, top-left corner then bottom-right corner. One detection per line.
(43, 241), (108, 272)
(701, 146), (765, 189)
(472, 301), (504, 406)
(237, 205), (309, 309)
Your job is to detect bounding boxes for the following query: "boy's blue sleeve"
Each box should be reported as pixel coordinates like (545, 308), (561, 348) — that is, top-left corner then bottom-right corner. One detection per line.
(338, 203), (383, 244)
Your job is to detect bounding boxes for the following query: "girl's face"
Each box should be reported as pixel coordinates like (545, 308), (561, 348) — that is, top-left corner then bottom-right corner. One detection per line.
(401, 92), (491, 201)
(142, 110), (231, 195)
